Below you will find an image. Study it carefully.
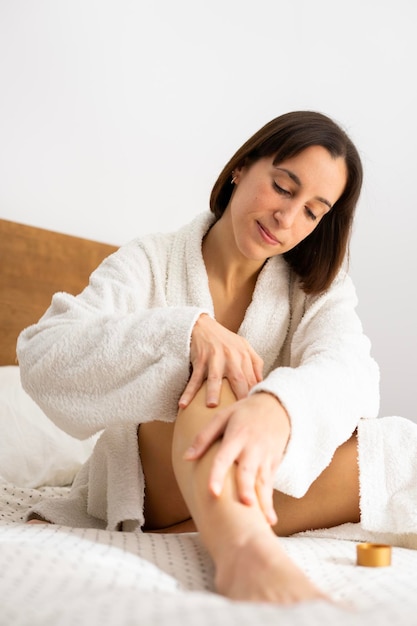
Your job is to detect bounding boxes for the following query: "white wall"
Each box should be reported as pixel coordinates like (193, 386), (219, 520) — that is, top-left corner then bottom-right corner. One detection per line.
(1, 0), (416, 421)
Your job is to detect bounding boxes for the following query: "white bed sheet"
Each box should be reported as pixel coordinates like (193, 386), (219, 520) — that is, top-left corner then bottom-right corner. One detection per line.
(1, 481), (417, 626)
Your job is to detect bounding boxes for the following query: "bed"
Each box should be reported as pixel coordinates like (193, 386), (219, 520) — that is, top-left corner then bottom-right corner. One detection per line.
(1, 217), (417, 626)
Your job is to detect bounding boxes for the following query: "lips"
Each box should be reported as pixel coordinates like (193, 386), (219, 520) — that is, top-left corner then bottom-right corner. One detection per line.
(257, 221), (281, 245)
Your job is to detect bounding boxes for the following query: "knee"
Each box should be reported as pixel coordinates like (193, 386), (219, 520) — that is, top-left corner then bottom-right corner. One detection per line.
(172, 379), (237, 464)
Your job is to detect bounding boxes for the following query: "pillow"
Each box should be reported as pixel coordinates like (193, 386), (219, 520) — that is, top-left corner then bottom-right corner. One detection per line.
(0, 366), (98, 488)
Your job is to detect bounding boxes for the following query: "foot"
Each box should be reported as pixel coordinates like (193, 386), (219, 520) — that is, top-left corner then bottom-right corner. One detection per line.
(214, 531), (327, 604)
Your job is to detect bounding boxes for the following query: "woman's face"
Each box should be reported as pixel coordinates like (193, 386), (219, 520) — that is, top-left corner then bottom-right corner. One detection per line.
(226, 145), (347, 262)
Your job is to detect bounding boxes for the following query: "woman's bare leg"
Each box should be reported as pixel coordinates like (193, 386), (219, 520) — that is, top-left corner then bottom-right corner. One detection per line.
(140, 379), (360, 601)
(171, 380), (360, 603)
(272, 433), (359, 536)
(138, 421), (194, 532)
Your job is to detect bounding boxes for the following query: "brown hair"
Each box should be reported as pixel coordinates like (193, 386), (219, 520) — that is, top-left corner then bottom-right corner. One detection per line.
(209, 111), (363, 294)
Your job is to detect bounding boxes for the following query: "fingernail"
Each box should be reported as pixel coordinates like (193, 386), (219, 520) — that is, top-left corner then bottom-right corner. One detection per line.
(241, 493), (253, 506)
(269, 512), (278, 525)
(211, 482), (221, 496)
(183, 446), (196, 459)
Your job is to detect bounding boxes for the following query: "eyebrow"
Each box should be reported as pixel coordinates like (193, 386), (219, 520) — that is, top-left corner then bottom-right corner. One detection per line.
(275, 167), (333, 210)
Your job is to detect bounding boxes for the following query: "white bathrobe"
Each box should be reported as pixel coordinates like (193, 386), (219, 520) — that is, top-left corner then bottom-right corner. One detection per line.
(17, 212), (380, 530)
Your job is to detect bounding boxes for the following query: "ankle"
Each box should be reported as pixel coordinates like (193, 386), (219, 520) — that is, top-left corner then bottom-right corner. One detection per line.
(213, 526), (276, 577)
(213, 531), (282, 597)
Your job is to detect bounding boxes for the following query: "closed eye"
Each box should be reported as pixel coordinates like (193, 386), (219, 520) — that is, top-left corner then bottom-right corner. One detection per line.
(305, 207), (317, 221)
(274, 180), (319, 221)
(273, 181), (291, 196)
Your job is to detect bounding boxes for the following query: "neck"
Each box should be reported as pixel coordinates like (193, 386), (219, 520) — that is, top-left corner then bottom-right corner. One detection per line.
(203, 212), (264, 291)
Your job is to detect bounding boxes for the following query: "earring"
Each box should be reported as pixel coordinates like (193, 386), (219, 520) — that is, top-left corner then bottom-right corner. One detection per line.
(231, 171), (237, 184)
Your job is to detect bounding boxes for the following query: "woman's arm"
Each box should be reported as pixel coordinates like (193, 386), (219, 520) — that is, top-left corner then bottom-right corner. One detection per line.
(17, 239), (207, 439)
(254, 271), (380, 497)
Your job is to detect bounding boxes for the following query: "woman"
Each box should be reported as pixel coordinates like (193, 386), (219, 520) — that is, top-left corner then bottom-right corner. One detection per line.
(18, 111), (381, 604)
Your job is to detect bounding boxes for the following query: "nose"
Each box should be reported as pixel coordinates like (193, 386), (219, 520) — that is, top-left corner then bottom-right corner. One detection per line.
(273, 201), (301, 229)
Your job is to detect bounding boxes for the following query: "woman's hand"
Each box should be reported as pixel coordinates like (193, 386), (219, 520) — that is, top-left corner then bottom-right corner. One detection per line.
(179, 314), (264, 409)
(184, 391), (291, 525)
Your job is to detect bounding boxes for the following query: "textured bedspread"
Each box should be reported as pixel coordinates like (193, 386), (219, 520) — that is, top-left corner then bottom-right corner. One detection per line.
(1, 481), (417, 626)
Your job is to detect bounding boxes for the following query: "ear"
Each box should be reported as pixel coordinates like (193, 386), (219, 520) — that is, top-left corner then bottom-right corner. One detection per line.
(231, 163), (245, 184)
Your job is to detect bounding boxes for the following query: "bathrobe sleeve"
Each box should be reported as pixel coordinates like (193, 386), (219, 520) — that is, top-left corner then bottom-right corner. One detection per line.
(250, 271), (380, 498)
(17, 237), (207, 439)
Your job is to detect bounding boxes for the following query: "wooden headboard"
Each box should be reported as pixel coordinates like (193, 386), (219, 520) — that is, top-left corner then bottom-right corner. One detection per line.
(0, 219), (118, 366)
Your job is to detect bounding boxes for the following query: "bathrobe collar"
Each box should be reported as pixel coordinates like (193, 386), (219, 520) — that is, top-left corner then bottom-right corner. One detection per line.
(167, 212), (291, 374)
